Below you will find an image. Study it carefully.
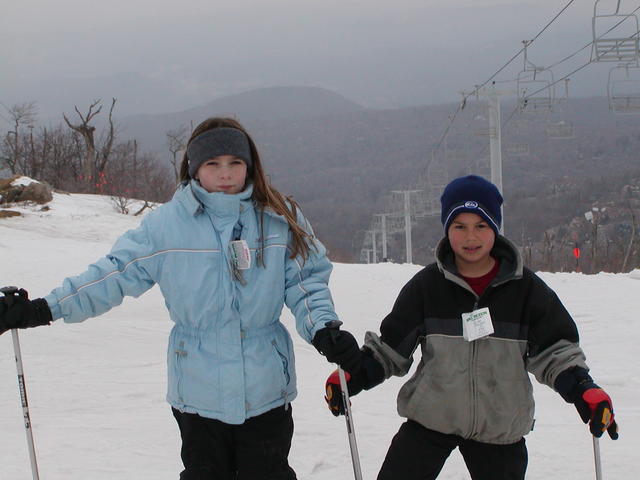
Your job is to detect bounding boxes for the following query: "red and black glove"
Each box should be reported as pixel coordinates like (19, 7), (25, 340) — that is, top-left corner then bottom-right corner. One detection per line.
(325, 369), (352, 416)
(555, 366), (619, 440)
(575, 387), (619, 439)
(324, 350), (385, 416)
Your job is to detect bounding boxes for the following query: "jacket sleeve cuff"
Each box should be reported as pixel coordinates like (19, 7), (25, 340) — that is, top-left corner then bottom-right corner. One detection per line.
(360, 349), (385, 390)
(554, 366), (598, 403)
(44, 295), (63, 321)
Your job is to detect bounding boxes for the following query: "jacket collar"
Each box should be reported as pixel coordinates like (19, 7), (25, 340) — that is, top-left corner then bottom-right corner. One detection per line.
(435, 234), (523, 288)
(175, 181), (254, 217)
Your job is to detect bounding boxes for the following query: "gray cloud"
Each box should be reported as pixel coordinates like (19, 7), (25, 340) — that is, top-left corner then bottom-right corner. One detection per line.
(0, 0), (623, 123)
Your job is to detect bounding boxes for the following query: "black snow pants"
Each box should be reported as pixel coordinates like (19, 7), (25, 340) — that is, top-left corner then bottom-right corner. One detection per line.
(172, 405), (297, 480)
(377, 420), (528, 480)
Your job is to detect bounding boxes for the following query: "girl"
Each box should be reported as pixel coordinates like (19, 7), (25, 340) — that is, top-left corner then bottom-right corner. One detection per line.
(324, 175), (618, 480)
(0, 117), (361, 479)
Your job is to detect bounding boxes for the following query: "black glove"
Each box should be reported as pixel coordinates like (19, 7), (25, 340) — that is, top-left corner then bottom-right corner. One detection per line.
(0, 287), (52, 336)
(312, 321), (362, 373)
(324, 349), (385, 416)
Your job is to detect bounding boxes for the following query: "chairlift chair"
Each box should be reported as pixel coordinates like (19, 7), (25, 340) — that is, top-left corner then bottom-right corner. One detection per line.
(607, 62), (640, 113)
(505, 142), (530, 156)
(505, 116), (530, 156)
(545, 120), (575, 139)
(592, 0), (640, 63)
(517, 41), (556, 113)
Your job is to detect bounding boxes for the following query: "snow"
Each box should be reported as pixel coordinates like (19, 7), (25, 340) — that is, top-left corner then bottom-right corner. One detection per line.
(0, 189), (637, 479)
(10, 176), (41, 187)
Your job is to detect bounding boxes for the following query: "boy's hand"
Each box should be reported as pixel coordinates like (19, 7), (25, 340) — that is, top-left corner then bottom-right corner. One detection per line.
(324, 369), (366, 416)
(325, 369), (348, 416)
(575, 387), (619, 439)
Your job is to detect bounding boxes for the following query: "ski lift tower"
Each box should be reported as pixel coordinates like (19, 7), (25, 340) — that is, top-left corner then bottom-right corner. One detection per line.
(461, 84), (512, 233)
(360, 248), (373, 264)
(373, 213), (405, 261)
(389, 190), (426, 264)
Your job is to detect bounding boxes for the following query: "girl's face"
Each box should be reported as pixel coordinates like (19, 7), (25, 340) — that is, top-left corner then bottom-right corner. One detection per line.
(195, 155), (248, 194)
(447, 212), (496, 273)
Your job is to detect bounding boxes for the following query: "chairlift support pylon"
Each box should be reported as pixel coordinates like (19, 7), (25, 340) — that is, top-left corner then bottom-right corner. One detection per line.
(517, 41), (555, 114)
(607, 61), (640, 113)
(592, 0), (640, 63)
(467, 156), (491, 178)
(468, 91), (497, 137)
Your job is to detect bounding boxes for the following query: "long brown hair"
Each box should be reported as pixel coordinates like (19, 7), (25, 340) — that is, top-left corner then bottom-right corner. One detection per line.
(179, 117), (314, 261)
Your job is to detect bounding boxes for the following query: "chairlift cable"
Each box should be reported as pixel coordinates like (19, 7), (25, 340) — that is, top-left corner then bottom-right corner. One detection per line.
(473, 0), (578, 96)
(433, 0), (579, 154)
(521, 5), (640, 101)
(525, 30), (640, 101)
(548, 5), (640, 70)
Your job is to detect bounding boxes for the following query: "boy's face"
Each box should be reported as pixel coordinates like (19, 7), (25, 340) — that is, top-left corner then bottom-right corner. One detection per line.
(447, 212), (496, 270)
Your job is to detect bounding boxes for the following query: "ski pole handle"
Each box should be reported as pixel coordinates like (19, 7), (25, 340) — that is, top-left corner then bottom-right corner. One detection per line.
(338, 367), (363, 480)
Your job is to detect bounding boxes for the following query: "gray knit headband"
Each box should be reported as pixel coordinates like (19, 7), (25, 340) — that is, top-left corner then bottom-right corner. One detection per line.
(187, 128), (252, 178)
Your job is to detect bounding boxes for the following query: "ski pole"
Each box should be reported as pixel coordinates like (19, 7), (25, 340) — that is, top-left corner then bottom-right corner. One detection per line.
(592, 436), (602, 480)
(338, 367), (363, 480)
(2, 287), (41, 480)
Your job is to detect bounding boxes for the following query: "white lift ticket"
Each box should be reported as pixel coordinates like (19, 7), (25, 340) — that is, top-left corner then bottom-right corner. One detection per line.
(462, 307), (494, 341)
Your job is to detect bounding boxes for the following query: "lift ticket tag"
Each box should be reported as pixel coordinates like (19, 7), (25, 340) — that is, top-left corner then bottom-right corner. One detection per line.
(462, 307), (494, 341)
(230, 240), (251, 270)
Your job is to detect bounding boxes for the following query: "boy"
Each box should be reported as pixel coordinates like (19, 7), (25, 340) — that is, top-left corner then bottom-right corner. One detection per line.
(325, 175), (618, 480)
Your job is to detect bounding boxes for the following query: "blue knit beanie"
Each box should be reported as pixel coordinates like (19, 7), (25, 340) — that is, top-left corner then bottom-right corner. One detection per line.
(440, 175), (503, 235)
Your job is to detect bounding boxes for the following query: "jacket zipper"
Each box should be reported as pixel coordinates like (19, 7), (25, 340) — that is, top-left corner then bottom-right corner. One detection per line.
(175, 339), (187, 403)
(469, 298), (479, 438)
(206, 213), (227, 322)
(272, 340), (291, 408)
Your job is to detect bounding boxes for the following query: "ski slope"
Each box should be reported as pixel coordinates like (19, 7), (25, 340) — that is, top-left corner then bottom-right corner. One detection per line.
(0, 188), (636, 479)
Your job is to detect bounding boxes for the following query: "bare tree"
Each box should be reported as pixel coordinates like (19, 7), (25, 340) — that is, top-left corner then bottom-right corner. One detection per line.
(542, 231), (555, 272)
(63, 98), (117, 192)
(1, 101), (38, 174)
(166, 125), (188, 181)
(40, 125), (83, 190)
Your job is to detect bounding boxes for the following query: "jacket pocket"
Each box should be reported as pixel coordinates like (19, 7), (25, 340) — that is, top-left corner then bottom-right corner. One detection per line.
(272, 340), (291, 385)
(243, 332), (294, 412)
(473, 338), (535, 442)
(167, 329), (222, 413)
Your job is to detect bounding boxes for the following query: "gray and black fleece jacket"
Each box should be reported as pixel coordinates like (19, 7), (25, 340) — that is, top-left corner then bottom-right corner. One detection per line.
(361, 235), (589, 445)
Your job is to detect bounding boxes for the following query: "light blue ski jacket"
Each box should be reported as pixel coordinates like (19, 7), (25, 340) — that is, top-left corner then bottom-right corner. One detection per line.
(44, 181), (339, 424)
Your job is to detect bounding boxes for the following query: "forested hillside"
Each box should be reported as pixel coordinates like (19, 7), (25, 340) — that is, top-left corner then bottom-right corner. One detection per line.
(6, 87), (640, 271)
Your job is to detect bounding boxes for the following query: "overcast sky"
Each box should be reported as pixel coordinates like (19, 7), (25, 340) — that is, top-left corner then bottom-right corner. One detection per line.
(0, 0), (633, 121)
